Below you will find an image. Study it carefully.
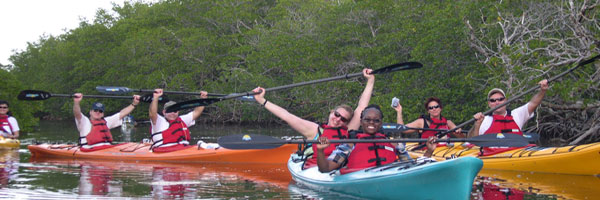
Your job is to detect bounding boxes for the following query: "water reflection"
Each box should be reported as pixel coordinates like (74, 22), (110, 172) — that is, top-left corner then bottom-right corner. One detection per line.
(0, 150), (18, 187)
(27, 157), (292, 199)
(475, 169), (600, 200)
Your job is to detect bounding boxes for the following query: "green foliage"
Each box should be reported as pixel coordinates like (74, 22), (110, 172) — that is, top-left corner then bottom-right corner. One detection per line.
(0, 69), (41, 132)
(7, 0), (596, 131)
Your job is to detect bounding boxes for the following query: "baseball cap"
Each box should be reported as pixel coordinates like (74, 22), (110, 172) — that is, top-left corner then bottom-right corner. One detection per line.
(91, 102), (105, 112)
(163, 101), (177, 111)
(487, 88), (506, 99)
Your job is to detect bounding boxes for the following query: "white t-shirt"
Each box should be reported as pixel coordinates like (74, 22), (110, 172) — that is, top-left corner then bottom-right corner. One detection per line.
(478, 103), (534, 135)
(151, 112), (196, 134)
(0, 116), (20, 137)
(76, 113), (121, 138)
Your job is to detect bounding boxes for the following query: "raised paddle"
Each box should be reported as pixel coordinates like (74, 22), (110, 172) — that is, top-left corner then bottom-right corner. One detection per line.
(381, 123), (469, 133)
(217, 133), (529, 150)
(18, 90), (169, 103)
(437, 54), (600, 139)
(166, 62), (423, 112)
(96, 86), (227, 96)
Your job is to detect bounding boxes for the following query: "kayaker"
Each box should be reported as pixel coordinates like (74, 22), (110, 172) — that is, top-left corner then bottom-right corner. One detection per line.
(252, 68), (375, 169)
(315, 104), (437, 173)
(468, 79), (549, 137)
(73, 93), (141, 151)
(149, 88), (208, 152)
(394, 97), (464, 138)
(0, 100), (19, 139)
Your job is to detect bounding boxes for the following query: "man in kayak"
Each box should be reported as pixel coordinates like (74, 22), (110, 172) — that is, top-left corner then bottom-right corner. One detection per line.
(315, 105), (437, 173)
(73, 93), (141, 151)
(149, 88), (208, 152)
(0, 100), (19, 139)
(468, 79), (549, 137)
(252, 68), (375, 169)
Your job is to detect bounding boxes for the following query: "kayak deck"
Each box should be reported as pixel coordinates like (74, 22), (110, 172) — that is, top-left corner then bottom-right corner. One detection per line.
(288, 154), (482, 200)
(406, 142), (600, 175)
(28, 143), (297, 164)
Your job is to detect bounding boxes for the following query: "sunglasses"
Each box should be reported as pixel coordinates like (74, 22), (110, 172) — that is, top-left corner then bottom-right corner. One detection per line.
(362, 118), (381, 123)
(488, 97), (505, 103)
(428, 105), (441, 110)
(334, 111), (349, 123)
(93, 109), (104, 113)
(0, 107), (8, 109)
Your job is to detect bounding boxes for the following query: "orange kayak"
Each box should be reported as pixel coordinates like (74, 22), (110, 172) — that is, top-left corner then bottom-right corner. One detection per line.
(28, 142), (297, 164)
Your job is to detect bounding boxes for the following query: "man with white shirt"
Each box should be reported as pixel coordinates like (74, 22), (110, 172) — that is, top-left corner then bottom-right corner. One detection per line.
(73, 93), (140, 151)
(149, 88), (207, 152)
(468, 79), (549, 137)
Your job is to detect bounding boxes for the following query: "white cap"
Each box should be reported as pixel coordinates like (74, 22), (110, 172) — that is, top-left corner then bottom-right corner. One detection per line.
(487, 88), (506, 99)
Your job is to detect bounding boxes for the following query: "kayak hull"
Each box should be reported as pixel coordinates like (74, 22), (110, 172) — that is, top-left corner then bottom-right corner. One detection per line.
(288, 154), (482, 200)
(0, 138), (19, 149)
(407, 142), (600, 175)
(28, 143), (296, 164)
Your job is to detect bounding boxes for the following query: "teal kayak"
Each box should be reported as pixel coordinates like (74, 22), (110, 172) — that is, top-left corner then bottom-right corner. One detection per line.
(288, 154), (483, 200)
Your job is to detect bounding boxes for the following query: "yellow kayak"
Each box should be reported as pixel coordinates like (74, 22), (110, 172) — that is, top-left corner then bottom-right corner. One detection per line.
(0, 137), (20, 149)
(406, 142), (600, 175)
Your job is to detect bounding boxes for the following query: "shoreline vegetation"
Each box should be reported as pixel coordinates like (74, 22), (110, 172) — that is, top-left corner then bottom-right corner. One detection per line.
(2, 0), (599, 144)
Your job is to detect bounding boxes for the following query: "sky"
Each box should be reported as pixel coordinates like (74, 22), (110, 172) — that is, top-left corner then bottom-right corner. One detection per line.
(0, 0), (127, 66)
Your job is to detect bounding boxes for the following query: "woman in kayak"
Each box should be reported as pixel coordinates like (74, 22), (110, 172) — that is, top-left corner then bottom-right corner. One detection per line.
(252, 68), (375, 169)
(394, 97), (464, 138)
(0, 100), (19, 139)
(316, 104), (437, 173)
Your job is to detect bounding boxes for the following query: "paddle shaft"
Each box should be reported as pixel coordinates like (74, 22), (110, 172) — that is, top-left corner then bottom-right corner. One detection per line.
(96, 86), (226, 96)
(446, 54), (600, 135)
(224, 138), (523, 145)
(49, 94), (133, 99)
(220, 72), (365, 101)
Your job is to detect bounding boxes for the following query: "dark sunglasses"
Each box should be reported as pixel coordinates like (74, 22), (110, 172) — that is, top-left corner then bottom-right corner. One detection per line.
(488, 97), (505, 103)
(0, 107), (8, 109)
(428, 105), (441, 110)
(93, 109), (104, 113)
(362, 118), (381, 123)
(334, 111), (349, 123)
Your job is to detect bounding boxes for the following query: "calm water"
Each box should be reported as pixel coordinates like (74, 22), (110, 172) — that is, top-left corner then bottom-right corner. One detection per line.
(0, 120), (598, 199)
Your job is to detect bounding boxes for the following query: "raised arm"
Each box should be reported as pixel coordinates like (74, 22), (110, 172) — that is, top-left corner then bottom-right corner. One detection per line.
(73, 93), (83, 121)
(348, 68), (375, 130)
(253, 87), (319, 139)
(191, 91), (208, 120)
(527, 79), (548, 114)
(118, 95), (140, 119)
(149, 89), (162, 124)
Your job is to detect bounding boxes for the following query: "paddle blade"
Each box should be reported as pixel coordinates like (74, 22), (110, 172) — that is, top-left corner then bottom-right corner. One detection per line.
(165, 98), (223, 112)
(140, 94), (169, 103)
(371, 62), (423, 74)
(17, 90), (52, 101)
(218, 134), (285, 150)
(96, 86), (131, 94)
(468, 133), (529, 147)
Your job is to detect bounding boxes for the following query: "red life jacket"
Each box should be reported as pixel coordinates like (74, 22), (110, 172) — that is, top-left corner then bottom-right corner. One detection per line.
(151, 117), (191, 150)
(484, 110), (523, 135)
(339, 133), (396, 174)
(481, 110), (527, 156)
(420, 115), (449, 138)
(0, 115), (14, 135)
(302, 124), (348, 169)
(85, 119), (113, 145)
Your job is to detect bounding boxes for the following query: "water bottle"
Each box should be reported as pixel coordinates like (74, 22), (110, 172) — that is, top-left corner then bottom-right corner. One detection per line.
(391, 97), (399, 108)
